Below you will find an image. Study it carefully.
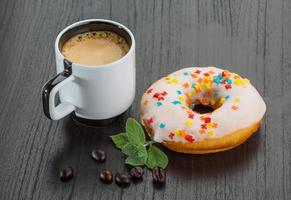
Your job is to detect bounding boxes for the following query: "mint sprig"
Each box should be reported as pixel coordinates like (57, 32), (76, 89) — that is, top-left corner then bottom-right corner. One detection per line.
(110, 118), (169, 169)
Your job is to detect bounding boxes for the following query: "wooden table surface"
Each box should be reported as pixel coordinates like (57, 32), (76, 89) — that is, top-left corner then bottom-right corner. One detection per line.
(0, 0), (290, 199)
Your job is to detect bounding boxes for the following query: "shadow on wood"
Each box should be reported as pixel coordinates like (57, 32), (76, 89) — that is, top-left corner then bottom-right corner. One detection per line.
(49, 111), (130, 182)
(163, 129), (261, 180)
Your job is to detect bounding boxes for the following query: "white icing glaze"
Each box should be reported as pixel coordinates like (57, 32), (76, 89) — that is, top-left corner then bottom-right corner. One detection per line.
(140, 67), (266, 143)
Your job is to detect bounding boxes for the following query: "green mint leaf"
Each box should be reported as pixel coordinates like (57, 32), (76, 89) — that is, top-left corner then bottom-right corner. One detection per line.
(125, 157), (145, 166)
(146, 145), (168, 169)
(126, 118), (145, 144)
(122, 143), (147, 164)
(111, 133), (128, 149)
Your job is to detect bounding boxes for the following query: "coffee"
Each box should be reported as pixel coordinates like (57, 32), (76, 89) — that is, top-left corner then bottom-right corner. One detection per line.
(61, 31), (129, 66)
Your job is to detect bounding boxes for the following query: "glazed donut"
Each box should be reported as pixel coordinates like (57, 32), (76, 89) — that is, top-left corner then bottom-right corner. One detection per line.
(140, 67), (266, 154)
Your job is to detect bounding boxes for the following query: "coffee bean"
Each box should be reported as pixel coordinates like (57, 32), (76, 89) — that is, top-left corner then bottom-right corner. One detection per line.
(152, 167), (166, 184)
(60, 166), (74, 182)
(115, 173), (131, 185)
(91, 149), (106, 162)
(130, 167), (144, 179)
(99, 169), (113, 183)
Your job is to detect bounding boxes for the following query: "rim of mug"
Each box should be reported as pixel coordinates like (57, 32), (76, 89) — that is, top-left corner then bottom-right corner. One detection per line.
(55, 19), (135, 69)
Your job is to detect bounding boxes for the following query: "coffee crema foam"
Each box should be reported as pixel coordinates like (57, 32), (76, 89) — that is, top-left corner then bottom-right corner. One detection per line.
(61, 31), (129, 66)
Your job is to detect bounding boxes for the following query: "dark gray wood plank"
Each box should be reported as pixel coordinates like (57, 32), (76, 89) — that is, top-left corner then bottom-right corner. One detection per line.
(0, 0), (290, 199)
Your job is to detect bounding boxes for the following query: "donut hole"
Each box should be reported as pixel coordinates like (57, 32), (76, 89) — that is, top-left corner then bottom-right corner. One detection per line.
(187, 89), (225, 114)
(191, 103), (214, 114)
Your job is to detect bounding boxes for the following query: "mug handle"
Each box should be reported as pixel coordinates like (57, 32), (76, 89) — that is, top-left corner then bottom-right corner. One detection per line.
(42, 61), (76, 120)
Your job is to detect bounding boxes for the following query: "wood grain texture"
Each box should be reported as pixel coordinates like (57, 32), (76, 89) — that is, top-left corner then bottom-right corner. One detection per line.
(0, 0), (290, 199)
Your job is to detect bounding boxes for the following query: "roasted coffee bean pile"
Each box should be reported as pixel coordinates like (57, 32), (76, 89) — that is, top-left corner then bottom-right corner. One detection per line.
(59, 148), (166, 186)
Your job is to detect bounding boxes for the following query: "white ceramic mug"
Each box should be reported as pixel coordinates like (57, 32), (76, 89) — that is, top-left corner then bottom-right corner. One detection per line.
(42, 19), (135, 122)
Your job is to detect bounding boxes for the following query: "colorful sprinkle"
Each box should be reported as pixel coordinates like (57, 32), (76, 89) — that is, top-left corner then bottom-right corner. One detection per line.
(226, 79), (232, 84)
(183, 72), (189, 76)
(172, 78), (178, 84)
(156, 102), (163, 107)
(147, 117), (153, 124)
(201, 124), (207, 129)
(207, 123), (212, 128)
(174, 129), (181, 136)
(194, 84), (201, 92)
(222, 71), (229, 77)
(199, 130), (206, 135)
(146, 88), (153, 94)
(204, 117), (211, 123)
(185, 120), (193, 126)
(208, 131), (215, 137)
(168, 132), (174, 139)
(161, 91), (168, 96)
(180, 130), (188, 137)
(153, 92), (167, 101)
(185, 135), (195, 142)
(178, 96), (185, 102)
(224, 95), (230, 100)
(234, 98), (240, 103)
(177, 90), (182, 95)
(214, 77), (221, 85)
(165, 77), (179, 84)
(218, 74), (223, 80)
(225, 84), (232, 90)
(188, 113), (194, 119)
(183, 82), (190, 88)
(231, 105), (239, 110)
(233, 79), (241, 86)
(143, 100), (149, 105)
(159, 123), (166, 128)
(181, 105), (187, 109)
(191, 73), (198, 78)
(172, 101), (182, 105)
(153, 93), (160, 98)
(195, 70), (201, 74)
(212, 122), (218, 128)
